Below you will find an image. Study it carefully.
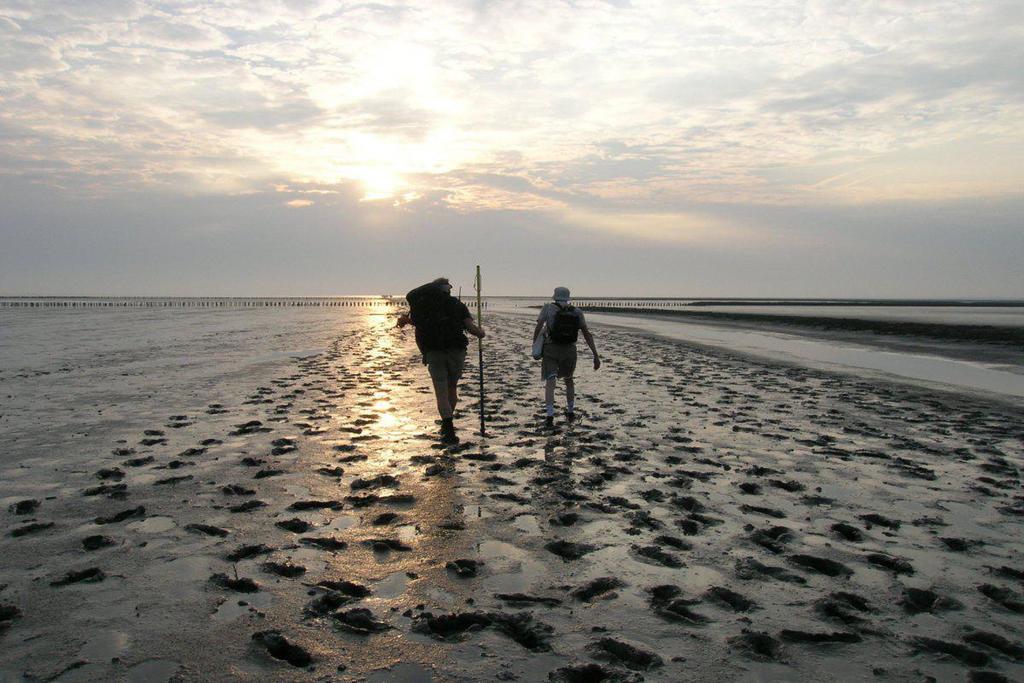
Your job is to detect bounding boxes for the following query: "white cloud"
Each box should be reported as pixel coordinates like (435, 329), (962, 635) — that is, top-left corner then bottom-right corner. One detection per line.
(0, 0), (1021, 224)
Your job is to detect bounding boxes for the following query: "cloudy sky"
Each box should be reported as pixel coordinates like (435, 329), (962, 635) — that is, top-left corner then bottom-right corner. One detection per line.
(1, 0), (1021, 297)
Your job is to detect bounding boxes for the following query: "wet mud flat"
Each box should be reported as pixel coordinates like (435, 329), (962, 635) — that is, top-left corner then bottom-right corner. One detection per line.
(1, 310), (1023, 682)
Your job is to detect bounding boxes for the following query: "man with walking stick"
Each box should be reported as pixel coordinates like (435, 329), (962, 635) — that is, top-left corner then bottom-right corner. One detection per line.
(398, 277), (485, 444)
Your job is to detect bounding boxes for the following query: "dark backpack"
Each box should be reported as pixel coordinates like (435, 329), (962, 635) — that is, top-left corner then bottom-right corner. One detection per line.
(548, 304), (580, 344)
(406, 283), (466, 351)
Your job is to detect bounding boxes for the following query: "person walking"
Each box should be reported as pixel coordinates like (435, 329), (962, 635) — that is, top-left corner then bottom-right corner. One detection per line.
(532, 286), (600, 429)
(398, 277), (485, 444)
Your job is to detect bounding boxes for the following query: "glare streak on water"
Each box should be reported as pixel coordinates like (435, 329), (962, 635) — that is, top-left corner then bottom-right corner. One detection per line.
(584, 312), (1024, 400)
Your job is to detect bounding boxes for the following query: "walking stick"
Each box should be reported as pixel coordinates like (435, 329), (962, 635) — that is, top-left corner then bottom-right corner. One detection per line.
(474, 265), (485, 437)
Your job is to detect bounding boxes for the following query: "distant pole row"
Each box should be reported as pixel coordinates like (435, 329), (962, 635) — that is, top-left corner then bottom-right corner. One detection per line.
(0, 298), (496, 309)
(575, 301), (687, 308)
(0, 298), (404, 308)
(0, 296), (698, 310)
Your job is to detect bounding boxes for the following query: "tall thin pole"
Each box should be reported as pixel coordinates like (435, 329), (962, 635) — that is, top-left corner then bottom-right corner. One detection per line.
(474, 265), (485, 437)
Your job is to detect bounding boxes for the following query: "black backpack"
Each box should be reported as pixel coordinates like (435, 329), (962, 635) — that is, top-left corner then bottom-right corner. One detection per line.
(406, 283), (466, 351)
(548, 303), (580, 344)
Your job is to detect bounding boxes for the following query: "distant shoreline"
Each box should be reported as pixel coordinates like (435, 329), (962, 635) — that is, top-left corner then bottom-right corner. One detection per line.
(2, 295), (1022, 307)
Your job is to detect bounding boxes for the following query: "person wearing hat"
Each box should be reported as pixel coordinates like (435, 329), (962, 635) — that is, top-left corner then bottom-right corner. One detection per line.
(532, 286), (600, 429)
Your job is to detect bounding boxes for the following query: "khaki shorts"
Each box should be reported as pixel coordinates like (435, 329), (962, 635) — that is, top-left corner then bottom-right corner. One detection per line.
(541, 342), (577, 380)
(423, 348), (467, 390)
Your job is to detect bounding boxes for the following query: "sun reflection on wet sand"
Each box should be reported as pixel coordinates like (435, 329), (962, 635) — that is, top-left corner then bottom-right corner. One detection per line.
(289, 309), (478, 679)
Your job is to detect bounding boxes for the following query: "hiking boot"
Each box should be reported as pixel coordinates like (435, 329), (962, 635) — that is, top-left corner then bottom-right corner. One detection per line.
(565, 410), (576, 424)
(544, 415), (554, 430)
(439, 418), (459, 444)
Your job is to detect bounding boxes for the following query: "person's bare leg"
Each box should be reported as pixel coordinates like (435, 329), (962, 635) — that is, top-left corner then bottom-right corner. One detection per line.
(448, 383), (458, 414)
(565, 376), (575, 413)
(545, 376), (557, 416)
(433, 378), (453, 419)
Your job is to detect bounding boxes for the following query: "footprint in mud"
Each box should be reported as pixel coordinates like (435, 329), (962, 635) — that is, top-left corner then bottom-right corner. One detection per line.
(899, 587), (963, 614)
(11, 522), (55, 538)
(254, 468), (286, 479)
(0, 604), (22, 631)
(734, 558), (806, 584)
(184, 523), (229, 538)
(231, 421), (272, 436)
(333, 608), (392, 635)
(221, 484), (256, 496)
(299, 537), (348, 552)
(154, 474), (193, 486)
(587, 637), (664, 671)
(270, 438), (297, 455)
(550, 511), (582, 527)
(8, 499), (40, 515)
(371, 512), (401, 525)
(939, 537), (984, 552)
(412, 611), (554, 651)
(288, 500), (344, 511)
(728, 630), (785, 662)
(495, 593), (562, 607)
(51, 567), (105, 587)
(225, 544), (274, 562)
(911, 637), (989, 667)
(749, 526), (794, 554)
(316, 579), (372, 599)
(858, 513), (901, 530)
(768, 479), (805, 493)
(304, 590), (359, 617)
(789, 554), (853, 578)
(317, 466), (346, 478)
(632, 545), (683, 568)
(95, 468), (125, 481)
(740, 504), (787, 519)
(363, 538), (412, 553)
(815, 592), (874, 625)
(95, 506), (145, 525)
(977, 584), (1024, 612)
(864, 553), (914, 575)
(82, 535), (118, 550)
(251, 630), (312, 667)
(646, 586), (710, 624)
(962, 631), (1024, 660)
(275, 518), (313, 533)
(223, 495), (266, 511)
(545, 540), (597, 561)
(409, 612), (491, 642)
(209, 573), (259, 593)
(262, 562), (306, 578)
(704, 586), (758, 612)
(571, 577), (625, 602)
(82, 483), (127, 499)
(830, 523), (865, 542)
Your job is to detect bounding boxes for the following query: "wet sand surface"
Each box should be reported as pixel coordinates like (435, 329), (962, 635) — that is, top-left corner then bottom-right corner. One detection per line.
(1, 310), (1023, 682)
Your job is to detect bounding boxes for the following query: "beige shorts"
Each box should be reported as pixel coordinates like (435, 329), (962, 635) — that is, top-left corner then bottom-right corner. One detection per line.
(423, 348), (467, 389)
(541, 342), (577, 380)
